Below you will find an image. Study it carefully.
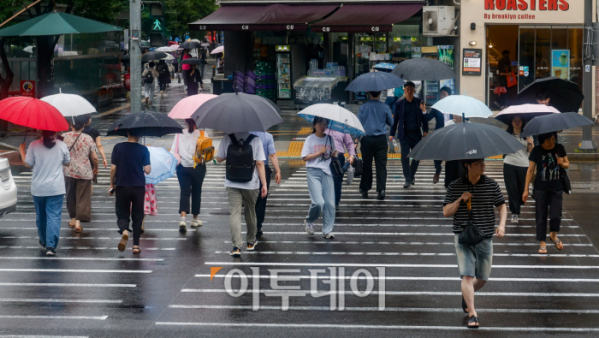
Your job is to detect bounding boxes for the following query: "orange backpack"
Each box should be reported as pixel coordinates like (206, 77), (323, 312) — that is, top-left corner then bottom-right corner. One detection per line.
(192, 130), (215, 167)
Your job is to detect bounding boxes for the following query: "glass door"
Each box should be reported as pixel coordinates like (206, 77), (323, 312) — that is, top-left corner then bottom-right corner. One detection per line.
(276, 52), (291, 99)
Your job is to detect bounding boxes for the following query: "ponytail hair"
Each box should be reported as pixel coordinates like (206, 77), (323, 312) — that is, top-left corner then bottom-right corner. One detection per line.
(185, 118), (196, 133)
(42, 130), (56, 149)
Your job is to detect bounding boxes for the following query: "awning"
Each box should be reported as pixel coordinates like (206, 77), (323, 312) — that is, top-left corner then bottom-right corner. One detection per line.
(312, 3), (424, 33)
(189, 4), (338, 31)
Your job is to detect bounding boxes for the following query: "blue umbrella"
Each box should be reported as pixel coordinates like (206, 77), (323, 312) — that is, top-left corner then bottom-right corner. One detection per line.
(145, 146), (177, 185)
(373, 63), (396, 71)
(298, 104), (365, 136)
(345, 72), (405, 93)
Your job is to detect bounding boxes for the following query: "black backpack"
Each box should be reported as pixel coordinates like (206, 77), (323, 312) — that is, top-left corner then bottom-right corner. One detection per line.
(226, 134), (257, 183)
(143, 71), (154, 84)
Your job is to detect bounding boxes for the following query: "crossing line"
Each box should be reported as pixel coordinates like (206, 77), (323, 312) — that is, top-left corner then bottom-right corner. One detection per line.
(213, 251), (599, 258)
(204, 262), (599, 269)
(0, 283), (135, 288)
(0, 315), (108, 320)
(0, 268), (151, 273)
(0, 298), (122, 304)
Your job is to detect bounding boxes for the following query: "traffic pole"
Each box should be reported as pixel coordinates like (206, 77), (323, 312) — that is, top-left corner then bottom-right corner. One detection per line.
(580, 0), (597, 151)
(129, 0), (142, 114)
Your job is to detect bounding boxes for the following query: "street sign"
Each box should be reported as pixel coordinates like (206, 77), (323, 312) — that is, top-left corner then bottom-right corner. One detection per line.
(20, 81), (35, 97)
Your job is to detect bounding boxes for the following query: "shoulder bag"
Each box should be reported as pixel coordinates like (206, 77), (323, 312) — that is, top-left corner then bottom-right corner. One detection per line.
(172, 134), (181, 165)
(326, 135), (343, 177)
(561, 168), (571, 195)
(458, 196), (486, 246)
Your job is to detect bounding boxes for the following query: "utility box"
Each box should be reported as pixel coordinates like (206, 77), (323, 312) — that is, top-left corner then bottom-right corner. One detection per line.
(423, 6), (457, 36)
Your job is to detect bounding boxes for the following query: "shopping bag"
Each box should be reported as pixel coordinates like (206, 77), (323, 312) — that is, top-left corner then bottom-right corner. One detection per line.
(506, 71), (518, 88)
(346, 165), (355, 185)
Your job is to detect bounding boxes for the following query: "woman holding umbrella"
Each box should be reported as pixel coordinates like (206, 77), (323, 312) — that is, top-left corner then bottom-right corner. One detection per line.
(186, 64), (204, 96)
(503, 115), (533, 224)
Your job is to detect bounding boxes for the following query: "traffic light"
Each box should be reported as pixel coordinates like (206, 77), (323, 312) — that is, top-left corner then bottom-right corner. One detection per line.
(148, 2), (165, 47)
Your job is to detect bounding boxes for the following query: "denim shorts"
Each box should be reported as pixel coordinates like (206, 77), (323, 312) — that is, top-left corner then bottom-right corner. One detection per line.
(454, 234), (493, 281)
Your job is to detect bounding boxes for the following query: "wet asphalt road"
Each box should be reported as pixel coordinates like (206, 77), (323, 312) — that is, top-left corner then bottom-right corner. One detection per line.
(3, 84), (599, 337)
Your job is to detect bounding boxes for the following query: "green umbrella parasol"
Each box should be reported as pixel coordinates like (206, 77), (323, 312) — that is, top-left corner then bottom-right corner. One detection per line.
(0, 12), (123, 36)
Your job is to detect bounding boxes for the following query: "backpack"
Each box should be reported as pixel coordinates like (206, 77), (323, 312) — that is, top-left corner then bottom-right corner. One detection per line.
(192, 130), (215, 168)
(157, 64), (169, 77)
(226, 134), (256, 183)
(143, 71), (154, 84)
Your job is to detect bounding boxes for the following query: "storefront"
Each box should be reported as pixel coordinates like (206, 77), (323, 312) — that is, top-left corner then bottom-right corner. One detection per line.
(459, 0), (594, 111)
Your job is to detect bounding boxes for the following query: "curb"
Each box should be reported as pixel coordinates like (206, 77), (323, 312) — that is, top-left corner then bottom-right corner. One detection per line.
(568, 153), (599, 162)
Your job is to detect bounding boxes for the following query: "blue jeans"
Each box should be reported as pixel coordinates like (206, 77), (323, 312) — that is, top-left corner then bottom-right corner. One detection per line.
(33, 195), (64, 249)
(333, 154), (346, 206)
(306, 168), (335, 235)
(454, 235), (493, 281)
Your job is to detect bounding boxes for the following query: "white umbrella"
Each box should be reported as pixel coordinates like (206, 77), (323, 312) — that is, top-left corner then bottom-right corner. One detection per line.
(298, 103), (365, 136)
(495, 104), (560, 125)
(161, 53), (175, 60)
(41, 90), (96, 117)
(210, 46), (224, 54)
(23, 46), (34, 53)
(431, 95), (493, 119)
(156, 46), (177, 52)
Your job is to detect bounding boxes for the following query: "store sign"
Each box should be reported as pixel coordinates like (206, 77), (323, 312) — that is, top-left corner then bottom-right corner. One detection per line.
(481, 0), (581, 22)
(462, 49), (482, 76)
(551, 49), (570, 79)
(484, 0), (570, 11)
(20, 81), (35, 97)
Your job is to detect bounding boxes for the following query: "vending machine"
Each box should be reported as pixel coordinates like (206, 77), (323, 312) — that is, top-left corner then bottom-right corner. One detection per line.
(276, 45), (292, 100)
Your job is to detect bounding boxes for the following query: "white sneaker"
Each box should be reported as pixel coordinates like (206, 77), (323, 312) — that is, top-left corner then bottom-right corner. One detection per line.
(304, 220), (314, 235)
(512, 214), (519, 224)
(179, 218), (187, 231)
(323, 232), (335, 239)
(190, 219), (203, 228)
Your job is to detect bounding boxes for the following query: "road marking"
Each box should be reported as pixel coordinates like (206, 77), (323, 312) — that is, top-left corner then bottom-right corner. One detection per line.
(0, 315), (108, 320)
(223, 240), (593, 247)
(239, 231), (581, 236)
(0, 236), (186, 241)
(0, 298), (122, 304)
(213, 251), (599, 258)
(0, 283), (135, 288)
(0, 246), (176, 251)
(0, 256), (163, 262)
(203, 262), (599, 269)
(0, 268), (151, 273)
(0, 336), (89, 338)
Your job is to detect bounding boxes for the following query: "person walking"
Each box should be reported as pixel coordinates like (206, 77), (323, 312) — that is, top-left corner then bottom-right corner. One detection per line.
(170, 119), (207, 231)
(109, 130), (151, 254)
(443, 158), (507, 328)
(250, 131), (282, 238)
(171, 51), (179, 80)
(216, 132), (267, 257)
(19, 131), (71, 256)
(157, 60), (170, 94)
(391, 81), (429, 189)
(302, 117), (338, 238)
(83, 114), (108, 172)
(523, 132), (569, 254)
(357, 91), (393, 200)
(325, 128), (355, 210)
(181, 49), (192, 88)
(494, 50), (513, 109)
(62, 115), (99, 233)
(186, 64), (204, 96)
(503, 115), (533, 224)
(425, 86), (451, 184)
(199, 47), (207, 78)
(142, 62), (158, 105)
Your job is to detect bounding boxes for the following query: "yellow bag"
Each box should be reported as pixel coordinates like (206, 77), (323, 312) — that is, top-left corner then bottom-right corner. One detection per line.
(192, 130), (215, 167)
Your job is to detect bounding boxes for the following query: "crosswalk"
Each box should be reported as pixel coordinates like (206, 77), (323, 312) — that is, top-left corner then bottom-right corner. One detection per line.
(2, 161), (599, 335)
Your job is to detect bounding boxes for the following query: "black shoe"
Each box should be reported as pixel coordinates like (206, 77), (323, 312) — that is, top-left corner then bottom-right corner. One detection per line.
(360, 189), (368, 198)
(412, 179), (416, 185)
(256, 230), (263, 238)
(45, 248), (56, 256)
(335, 204), (339, 211)
(403, 181), (412, 189)
(377, 190), (385, 200)
(39, 239), (46, 250)
(229, 247), (241, 257)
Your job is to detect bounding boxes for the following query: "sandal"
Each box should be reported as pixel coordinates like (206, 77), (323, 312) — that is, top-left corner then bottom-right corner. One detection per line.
(68, 220), (76, 228)
(461, 296), (469, 313)
(74, 221), (82, 233)
(467, 316), (479, 328)
(132, 245), (141, 254)
(550, 238), (564, 250)
(539, 246), (547, 254)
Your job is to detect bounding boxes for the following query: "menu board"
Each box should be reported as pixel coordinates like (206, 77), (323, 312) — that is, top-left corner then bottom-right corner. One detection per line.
(462, 49), (482, 76)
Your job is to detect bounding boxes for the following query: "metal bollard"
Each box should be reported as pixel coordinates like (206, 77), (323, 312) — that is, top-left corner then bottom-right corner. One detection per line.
(212, 65), (216, 78)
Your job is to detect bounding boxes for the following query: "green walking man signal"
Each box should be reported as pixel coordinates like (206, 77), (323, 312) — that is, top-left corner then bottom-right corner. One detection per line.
(152, 19), (162, 31)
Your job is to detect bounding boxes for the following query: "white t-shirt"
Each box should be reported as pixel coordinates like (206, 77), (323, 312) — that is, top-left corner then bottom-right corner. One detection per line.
(504, 134), (530, 168)
(25, 139), (70, 197)
(301, 134), (336, 176)
(216, 133), (266, 190)
(170, 129), (209, 168)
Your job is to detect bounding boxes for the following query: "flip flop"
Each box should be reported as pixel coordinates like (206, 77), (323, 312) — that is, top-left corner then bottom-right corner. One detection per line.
(551, 238), (564, 250)
(461, 296), (469, 313)
(132, 246), (141, 254)
(68, 221), (76, 228)
(117, 231), (129, 252)
(539, 246), (547, 254)
(467, 316), (479, 328)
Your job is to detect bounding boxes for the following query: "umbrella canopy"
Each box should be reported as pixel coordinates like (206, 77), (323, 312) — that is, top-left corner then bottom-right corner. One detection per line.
(41, 91), (96, 117)
(391, 58), (455, 81)
(494, 104), (560, 125)
(162, 54), (175, 61)
(0, 96), (69, 131)
(0, 12), (122, 37)
(23, 46), (34, 53)
(142, 51), (167, 62)
(106, 110), (182, 137)
(408, 122), (526, 161)
(516, 77), (583, 113)
(211, 46), (224, 54)
(373, 63), (397, 71)
(431, 95), (493, 119)
(179, 41), (202, 50)
(168, 94), (218, 119)
(345, 72), (405, 93)
(145, 147), (177, 185)
(521, 113), (594, 138)
(167, 41), (178, 46)
(181, 58), (204, 65)
(156, 46), (177, 52)
(298, 104), (365, 136)
(191, 92), (283, 133)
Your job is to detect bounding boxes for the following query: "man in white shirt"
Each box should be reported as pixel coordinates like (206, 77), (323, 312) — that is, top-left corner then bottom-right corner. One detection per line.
(216, 133), (268, 257)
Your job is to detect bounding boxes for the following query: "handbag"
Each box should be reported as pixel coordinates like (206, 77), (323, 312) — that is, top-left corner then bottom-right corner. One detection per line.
(326, 136), (343, 177)
(346, 165), (355, 185)
(561, 168), (571, 194)
(458, 197), (486, 246)
(172, 134), (182, 165)
(506, 71), (518, 88)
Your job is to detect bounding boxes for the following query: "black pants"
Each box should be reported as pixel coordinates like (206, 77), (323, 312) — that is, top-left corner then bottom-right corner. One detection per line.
(176, 164), (206, 215)
(159, 81), (167, 91)
(444, 160), (463, 188)
(255, 166), (272, 231)
(115, 186), (145, 246)
(399, 130), (422, 183)
(534, 190), (563, 241)
(360, 135), (387, 192)
(504, 163), (528, 215)
(333, 153), (346, 205)
(434, 160), (442, 175)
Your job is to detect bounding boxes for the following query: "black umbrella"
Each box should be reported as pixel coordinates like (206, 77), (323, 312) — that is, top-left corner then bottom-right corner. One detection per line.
(106, 110), (182, 137)
(521, 113), (594, 138)
(408, 122), (525, 161)
(345, 72), (405, 93)
(179, 41), (202, 50)
(181, 58), (206, 65)
(391, 58), (455, 81)
(516, 77), (584, 113)
(122, 51), (168, 62)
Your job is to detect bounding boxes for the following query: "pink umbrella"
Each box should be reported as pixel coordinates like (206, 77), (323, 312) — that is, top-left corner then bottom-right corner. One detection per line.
(210, 46), (224, 54)
(168, 94), (218, 119)
(494, 104), (560, 125)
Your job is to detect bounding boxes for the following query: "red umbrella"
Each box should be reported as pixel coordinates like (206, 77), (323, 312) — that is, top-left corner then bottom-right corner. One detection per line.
(168, 41), (178, 46)
(0, 96), (69, 131)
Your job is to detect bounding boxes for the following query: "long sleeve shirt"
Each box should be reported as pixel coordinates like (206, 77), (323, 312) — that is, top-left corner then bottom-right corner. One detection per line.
(357, 99), (393, 136)
(325, 129), (356, 155)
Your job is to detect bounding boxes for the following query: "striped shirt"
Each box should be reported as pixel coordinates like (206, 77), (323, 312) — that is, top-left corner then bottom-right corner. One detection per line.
(443, 176), (505, 237)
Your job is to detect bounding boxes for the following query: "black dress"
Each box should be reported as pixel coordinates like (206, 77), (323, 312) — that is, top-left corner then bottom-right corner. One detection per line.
(186, 70), (203, 96)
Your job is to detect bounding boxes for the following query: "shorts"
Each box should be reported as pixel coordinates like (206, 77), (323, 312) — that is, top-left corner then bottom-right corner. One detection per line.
(454, 234), (493, 281)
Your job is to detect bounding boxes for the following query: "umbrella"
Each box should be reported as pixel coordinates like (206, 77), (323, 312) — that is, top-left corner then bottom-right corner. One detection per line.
(516, 77), (584, 113)
(521, 113), (594, 138)
(145, 147), (177, 185)
(345, 72), (405, 93)
(408, 122), (526, 161)
(168, 94), (217, 119)
(494, 104), (560, 125)
(391, 58), (455, 81)
(298, 104), (365, 136)
(181, 58), (204, 65)
(161, 53), (175, 61)
(106, 110), (182, 137)
(191, 92), (283, 133)
(0, 96), (69, 132)
(23, 46), (34, 53)
(41, 90), (96, 117)
(210, 46), (224, 54)
(431, 95), (492, 119)
(156, 46), (177, 52)
(142, 51), (167, 62)
(373, 63), (396, 71)
(168, 41), (178, 46)
(179, 41), (202, 50)
(0, 12), (122, 36)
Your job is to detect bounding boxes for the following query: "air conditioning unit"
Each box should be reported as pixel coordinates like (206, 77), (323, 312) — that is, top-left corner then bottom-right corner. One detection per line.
(423, 6), (457, 36)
